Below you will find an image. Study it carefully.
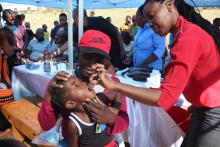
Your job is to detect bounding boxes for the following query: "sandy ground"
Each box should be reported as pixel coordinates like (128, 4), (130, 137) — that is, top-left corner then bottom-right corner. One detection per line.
(22, 7), (220, 36)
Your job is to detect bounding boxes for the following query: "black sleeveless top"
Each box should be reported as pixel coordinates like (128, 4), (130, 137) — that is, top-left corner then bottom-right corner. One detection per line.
(69, 112), (113, 147)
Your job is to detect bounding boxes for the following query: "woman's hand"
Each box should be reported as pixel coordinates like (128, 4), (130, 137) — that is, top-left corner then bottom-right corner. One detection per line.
(83, 98), (116, 125)
(89, 64), (117, 91)
(36, 54), (44, 61)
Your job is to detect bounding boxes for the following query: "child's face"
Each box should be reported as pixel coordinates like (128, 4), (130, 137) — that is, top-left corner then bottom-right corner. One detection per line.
(64, 76), (96, 103)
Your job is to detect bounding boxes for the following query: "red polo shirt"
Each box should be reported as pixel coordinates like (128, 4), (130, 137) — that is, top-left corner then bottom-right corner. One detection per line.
(157, 16), (220, 110)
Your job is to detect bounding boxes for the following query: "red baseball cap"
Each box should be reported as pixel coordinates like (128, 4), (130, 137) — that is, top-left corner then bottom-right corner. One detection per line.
(78, 30), (111, 59)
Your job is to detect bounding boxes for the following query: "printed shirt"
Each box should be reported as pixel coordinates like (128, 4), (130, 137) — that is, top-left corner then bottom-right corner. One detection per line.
(15, 25), (25, 49)
(133, 23), (165, 70)
(157, 16), (220, 110)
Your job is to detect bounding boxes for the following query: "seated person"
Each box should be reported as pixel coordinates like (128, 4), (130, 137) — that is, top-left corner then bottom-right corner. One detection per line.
(25, 28), (49, 61)
(48, 30), (68, 62)
(51, 75), (121, 147)
(38, 30), (128, 147)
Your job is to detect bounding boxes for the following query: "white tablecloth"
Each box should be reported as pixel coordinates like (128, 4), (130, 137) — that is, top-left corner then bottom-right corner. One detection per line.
(117, 75), (186, 147)
(12, 65), (189, 147)
(12, 64), (53, 99)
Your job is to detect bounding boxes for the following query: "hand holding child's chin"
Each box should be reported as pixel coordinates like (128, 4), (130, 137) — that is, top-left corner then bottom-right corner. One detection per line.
(83, 98), (116, 124)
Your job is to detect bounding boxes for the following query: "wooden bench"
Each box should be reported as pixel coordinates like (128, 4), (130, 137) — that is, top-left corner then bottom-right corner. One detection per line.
(1, 99), (42, 142)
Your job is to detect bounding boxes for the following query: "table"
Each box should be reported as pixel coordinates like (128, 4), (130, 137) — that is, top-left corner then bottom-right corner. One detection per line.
(117, 74), (188, 147)
(12, 65), (190, 147)
(12, 62), (70, 99)
(12, 63), (52, 99)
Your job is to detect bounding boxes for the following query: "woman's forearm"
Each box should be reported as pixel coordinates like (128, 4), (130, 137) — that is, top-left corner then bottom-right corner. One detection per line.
(59, 41), (68, 54)
(38, 99), (57, 130)
(115, 82), (161, 106)
(140, 54), (158, 67)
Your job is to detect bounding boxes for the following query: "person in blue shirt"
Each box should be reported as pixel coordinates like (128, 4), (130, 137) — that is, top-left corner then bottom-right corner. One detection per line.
(25, 28), (49, 61)
(133, 4), (165, 70)
(2, 9), (17, 34)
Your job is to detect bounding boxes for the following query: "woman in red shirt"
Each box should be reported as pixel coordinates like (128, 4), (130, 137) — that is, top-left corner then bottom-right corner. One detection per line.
(88, 0), (220, 147)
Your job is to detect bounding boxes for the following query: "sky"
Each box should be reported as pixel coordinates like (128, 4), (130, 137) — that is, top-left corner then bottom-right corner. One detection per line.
(1, 2), (39, 11)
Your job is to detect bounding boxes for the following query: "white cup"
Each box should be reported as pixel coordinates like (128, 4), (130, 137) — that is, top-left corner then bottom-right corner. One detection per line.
(57, 63), (67, 72)
(50, 62), (57, 73)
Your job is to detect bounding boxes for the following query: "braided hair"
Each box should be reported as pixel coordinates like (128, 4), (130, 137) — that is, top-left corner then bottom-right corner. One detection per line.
(137, 4), (145, 16)
(51, 80), (68, 109)
(2, 9), (15, 21)
(144, 0), (220, 50)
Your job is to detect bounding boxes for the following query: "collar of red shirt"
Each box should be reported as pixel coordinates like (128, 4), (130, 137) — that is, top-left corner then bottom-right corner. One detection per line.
(172, 15), (185, 43)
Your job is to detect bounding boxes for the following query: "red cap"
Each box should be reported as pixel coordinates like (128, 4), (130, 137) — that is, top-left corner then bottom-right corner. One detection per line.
(79, 30), (111, 59)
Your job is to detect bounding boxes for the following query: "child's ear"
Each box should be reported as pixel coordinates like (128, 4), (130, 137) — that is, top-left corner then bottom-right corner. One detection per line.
(65, 100), (76, 109)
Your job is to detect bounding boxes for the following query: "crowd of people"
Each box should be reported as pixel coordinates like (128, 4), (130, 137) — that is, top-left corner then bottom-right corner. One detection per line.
(0, 0), (220, 147)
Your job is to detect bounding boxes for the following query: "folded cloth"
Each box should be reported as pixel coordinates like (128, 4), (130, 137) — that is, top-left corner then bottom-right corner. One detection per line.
(146, 70), (161, 88)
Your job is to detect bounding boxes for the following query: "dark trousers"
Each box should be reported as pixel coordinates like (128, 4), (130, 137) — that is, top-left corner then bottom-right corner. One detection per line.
(181, 106), (220, 147)
(0, 111), (10, 131)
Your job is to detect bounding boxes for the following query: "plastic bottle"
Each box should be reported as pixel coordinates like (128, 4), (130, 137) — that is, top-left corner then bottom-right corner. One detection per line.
(43, 49), (51, 72)
(20, 50), (26, 65)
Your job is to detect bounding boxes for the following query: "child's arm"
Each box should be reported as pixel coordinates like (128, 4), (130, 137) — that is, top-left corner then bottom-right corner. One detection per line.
(67, 120), (79, 147)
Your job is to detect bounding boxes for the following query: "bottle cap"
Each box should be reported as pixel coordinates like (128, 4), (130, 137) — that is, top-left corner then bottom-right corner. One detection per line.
(44, 50), (49, 55)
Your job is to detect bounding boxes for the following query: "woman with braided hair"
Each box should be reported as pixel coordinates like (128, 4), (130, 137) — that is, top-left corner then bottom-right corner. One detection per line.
(2, 9), (16, 33)
(88, 0), (220, 147)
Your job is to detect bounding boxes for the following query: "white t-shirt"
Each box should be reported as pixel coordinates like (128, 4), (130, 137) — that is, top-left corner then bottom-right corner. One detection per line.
(123, 41), (133, 57)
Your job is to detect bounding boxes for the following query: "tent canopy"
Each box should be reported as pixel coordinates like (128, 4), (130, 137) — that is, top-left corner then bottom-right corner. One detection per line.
(1, 0), (219, 69)
(1, 0), (220, 9)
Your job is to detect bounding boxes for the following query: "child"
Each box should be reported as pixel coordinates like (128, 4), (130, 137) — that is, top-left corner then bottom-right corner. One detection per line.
(121, 31), (133, 67)
(51, 75), (120, 147)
